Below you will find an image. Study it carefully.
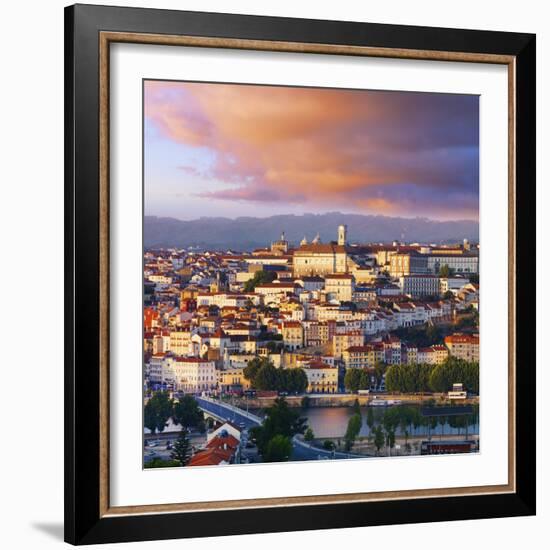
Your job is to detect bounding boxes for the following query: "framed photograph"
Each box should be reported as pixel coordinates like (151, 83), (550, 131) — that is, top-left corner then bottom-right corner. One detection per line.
(65, 3), (536, 545)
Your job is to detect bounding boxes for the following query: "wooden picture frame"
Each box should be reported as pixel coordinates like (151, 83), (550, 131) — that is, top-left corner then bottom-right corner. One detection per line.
(65, 3), (536, 545)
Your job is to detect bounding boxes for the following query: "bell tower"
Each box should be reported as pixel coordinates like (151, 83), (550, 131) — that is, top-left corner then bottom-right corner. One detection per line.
(337, 224), (347, 246)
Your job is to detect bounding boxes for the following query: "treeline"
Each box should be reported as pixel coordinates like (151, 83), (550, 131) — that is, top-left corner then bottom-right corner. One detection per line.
(344, 361), (385, 392)
(385, 357), (479, 394)
(243, 357), (308, 393)
(144, 392), (205, 434)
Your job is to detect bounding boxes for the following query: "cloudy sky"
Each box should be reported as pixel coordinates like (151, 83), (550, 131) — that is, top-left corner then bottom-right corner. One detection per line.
(144, 80), (479, 221)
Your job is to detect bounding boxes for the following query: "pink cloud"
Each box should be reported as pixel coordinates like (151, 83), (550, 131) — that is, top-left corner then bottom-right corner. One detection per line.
(144, 81), (479, 219)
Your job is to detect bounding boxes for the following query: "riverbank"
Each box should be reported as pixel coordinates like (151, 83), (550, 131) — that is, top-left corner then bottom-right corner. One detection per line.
(229, 393), (479, 409)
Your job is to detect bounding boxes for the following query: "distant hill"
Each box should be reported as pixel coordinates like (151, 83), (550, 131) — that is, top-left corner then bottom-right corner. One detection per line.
(144, 213), (479, 250)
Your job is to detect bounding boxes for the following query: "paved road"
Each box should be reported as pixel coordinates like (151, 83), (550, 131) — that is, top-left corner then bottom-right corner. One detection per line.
(195, 396), (262, 430)
(196, 397), (361, 462)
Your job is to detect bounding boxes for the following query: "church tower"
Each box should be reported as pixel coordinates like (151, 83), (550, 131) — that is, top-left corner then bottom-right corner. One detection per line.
(337, 224), (347, 246)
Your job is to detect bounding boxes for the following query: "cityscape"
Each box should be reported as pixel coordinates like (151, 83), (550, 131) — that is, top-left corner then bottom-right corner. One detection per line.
(143, 225), (479, 467)
(143, 81), (480, 468)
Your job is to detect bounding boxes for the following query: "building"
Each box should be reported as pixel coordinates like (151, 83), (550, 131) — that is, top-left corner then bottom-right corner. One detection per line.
(281, 321), (304, 350)
(324, 273), (355, 302)
(444, 333), (479, 362)
(427, 253), (479, 275)
(188, 431), (240, 467)
(398, 275), (440, 297)
(343, 343), (385, 369)
(172, 357), (217, 393)
(217, 367), (251, 392)
(417, 345), (449, 365)
(333, 331), (364, 358)
(303, 362), (339, 393)
(292, 226), (350, 277)
(169, 329), (192, 356)
(270, 231), (290, 254)
(389, 251), (429, 277)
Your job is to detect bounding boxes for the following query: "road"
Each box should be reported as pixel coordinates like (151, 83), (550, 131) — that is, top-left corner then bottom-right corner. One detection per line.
(195, 396), (361, 462)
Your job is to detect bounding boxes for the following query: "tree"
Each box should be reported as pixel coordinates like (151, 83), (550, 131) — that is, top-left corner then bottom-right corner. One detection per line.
(251, 398), (307, 457)
(374, 426), (385, 455)
(304, 428), (315, 442)
(359, 369), (371, 390)
(352, 398), (361, 416)
(144, 391), (173, 434)
(344, 413), (362, 451)
(254, 362), (280, 390)
(385, 428), (396, 456)
(244, 270), (276, 292)
(170, 429), (191, 466)
(366, 407), (375, 432)
(323, 440), (335, 451)
(263, 435), (292, 462)
(243, 356), (269, 383)
(344, 368), (362, 393)
(301, 395), (311, 409)
(443, 290), (454, 300)
(439, 264), (454, 278)
(144, 458), (180, 469)
(172, 395), (204, 430)
(373, 361), (386, 390)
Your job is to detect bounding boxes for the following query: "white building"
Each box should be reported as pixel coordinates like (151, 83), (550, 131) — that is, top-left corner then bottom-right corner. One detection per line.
(172, 357), (217, 393)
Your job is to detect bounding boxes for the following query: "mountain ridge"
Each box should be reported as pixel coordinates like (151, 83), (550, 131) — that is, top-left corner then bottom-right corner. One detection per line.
(144, 212), (479, 250)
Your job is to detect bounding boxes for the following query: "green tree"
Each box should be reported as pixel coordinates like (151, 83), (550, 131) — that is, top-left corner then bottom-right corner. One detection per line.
(244, 270), (276, 292)
(439, 264), (454, 278)
(144, 391), (173, 434)
(170, 429), (191, 466)
(374, 426), (385, 455)
(304, 428), (315, 442)
(352, 398), (361, 416)
(366, 407), (375, 432)
(251, 398), (307, 457)
(172, 395), (204, 430)
(243, 356), (270, 383)
(359, 369), (371, 390)
(344, 368), (362, 393)
(263, 434), (292, 462)
(373, 361), (386, 390)
(323, 440), (335, 451)
(344, 413), (362, 451)
(144, 458), (180, 469)
(385, 428), (396, 456)
(301, 395), (311, 409)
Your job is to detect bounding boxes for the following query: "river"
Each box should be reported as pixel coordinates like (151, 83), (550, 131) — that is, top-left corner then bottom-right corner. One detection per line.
(294, 405), (479, 439)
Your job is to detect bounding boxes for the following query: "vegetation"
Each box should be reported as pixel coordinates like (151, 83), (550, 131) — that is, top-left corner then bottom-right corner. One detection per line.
(385, 357), (479, 394)
(304, 428), (315, 442)
(244, 270), (276, 291)
(144, 391), (173, 434)
(344, 369), (371, 393)
(170, 430), (192, 466)
(323, 440), (335, 451)
(301, 395), (311, 409)
(344, 413), (362, 451)
(172, 394), (205, 431)
(244, 357), (308, 393)
(144, 458), (181, 469)
(263, 434), (293, 462)
(250, 398), (307, 461)
(373, 426), (385, 454)
(394, 324), (443, 348)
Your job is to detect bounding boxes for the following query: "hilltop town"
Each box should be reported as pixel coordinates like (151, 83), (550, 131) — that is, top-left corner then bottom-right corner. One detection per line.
(144, 225), (480, 466)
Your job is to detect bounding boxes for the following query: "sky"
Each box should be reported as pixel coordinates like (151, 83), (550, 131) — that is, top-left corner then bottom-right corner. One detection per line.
(144, 80), (479, 221)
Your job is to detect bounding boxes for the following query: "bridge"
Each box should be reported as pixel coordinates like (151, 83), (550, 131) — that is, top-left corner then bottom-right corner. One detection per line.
(195, 396), (364, 462)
